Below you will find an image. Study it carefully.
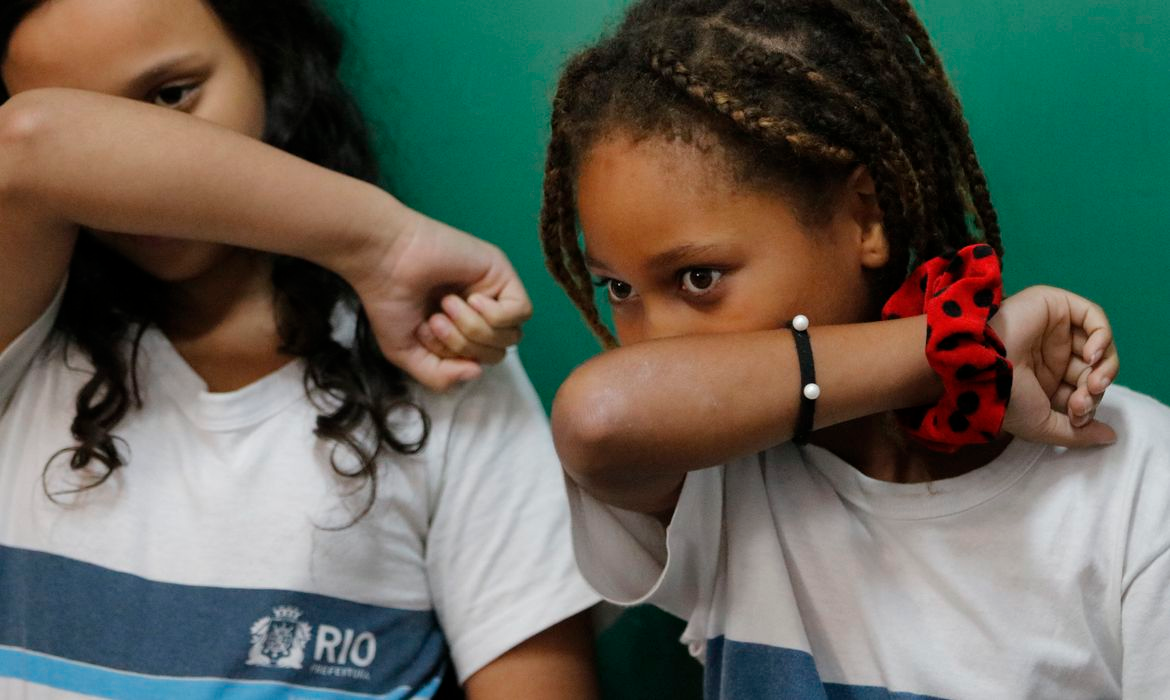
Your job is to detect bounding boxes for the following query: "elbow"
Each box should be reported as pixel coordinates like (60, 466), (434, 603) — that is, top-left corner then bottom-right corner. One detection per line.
(551, 360), (635, 492)
(0, 90), (64, 196)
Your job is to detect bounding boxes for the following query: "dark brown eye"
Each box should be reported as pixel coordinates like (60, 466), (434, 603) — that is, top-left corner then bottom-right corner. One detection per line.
(680, 268), (722, 295)
(607, 279), (634, 301)
(151, 84), (200, 109)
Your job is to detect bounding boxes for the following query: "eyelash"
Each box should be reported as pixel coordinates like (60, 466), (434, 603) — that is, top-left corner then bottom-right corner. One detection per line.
(678, 268), (724, 296)
(593, 277), (635, 304)
(592, 267), (725, 304)
(148, 82), (202, 110)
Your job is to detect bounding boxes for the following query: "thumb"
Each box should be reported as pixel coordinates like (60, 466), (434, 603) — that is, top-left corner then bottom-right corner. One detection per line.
(390, 345), (483, 392)
(1037, 411), (1117, 449)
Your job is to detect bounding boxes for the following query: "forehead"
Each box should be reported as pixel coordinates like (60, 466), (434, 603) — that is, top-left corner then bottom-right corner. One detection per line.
(3, 0), (231, 93)
(577, 133), (806, 268)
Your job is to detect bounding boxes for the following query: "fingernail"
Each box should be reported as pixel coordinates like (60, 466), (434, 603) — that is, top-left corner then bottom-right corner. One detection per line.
(1090, 349), (1102, 364)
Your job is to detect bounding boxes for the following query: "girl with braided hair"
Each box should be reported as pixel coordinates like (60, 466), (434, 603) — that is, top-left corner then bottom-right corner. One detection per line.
(0, 0), (598, 697)
(544, 0), (1169, 696)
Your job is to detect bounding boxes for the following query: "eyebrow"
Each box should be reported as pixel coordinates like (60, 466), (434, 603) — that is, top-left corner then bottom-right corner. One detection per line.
(585, 243), (729, 273)
(583, 252), (609, 271)
(126, 52), (205, 94)
(645, 243), (728, 271)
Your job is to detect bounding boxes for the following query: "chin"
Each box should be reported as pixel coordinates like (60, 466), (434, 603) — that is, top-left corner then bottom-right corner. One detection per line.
(91, 232), (239, 284)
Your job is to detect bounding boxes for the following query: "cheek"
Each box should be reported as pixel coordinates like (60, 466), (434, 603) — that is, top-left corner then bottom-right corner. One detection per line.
(91, 233), (233, 280)
(609, 310), (641, 346)
(201, 52), (267, 139)
(229, 75), (268, 141)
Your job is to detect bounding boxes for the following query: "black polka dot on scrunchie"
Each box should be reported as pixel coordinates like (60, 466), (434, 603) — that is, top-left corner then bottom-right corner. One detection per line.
(955, 363), (980, 380)
(946, 255), (965, 278)
(943, 300), (962, 317)
(948, 412), (970, 433)
(974, 288), (994, 308)
(957, 391), (981, 414)
(973, 244), (994, 259)
(995, 361), (1013, 401)
(936, 332), (975, 351)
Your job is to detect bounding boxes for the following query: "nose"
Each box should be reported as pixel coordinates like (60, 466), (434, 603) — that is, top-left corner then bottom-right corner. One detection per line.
(638, 302), (696, 343)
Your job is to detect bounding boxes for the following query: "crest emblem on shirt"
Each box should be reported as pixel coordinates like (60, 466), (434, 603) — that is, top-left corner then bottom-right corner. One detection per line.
(246, 605), (313, 669)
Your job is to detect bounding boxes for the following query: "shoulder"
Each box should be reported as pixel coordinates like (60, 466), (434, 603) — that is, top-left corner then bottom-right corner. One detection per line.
(411, 349), (554, 483)
(1023, 385), (1170, 500)
(1095, 385), (1170, 464)
(1075, 386), (1170, 578)
(413, 349), (544, 430)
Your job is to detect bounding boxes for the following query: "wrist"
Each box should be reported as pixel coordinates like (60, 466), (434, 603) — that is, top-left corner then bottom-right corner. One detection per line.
(326, 189), (417, 288)
(881, 244), (1011, 452)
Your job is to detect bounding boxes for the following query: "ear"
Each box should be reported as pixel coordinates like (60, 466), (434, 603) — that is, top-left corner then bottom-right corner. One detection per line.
(844, 166), (890, 270)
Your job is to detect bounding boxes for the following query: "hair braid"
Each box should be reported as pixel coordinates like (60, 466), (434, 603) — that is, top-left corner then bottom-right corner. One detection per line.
(880, 0), (1003, 255)
(541, 53), (618, 346)
(648, 51), (855, 164)
(776, 1), (961, 256)
(671, 37), (929, 271)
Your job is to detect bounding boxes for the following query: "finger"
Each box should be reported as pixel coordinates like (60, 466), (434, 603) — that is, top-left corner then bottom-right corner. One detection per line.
(391, 345), (483, 392)
(416, 322), (460, 360)
(1037, 410), (1117, 448)
(441, 295), (522, 349)
(468, 288), (533, 329)
(1050, 384), (1074, 414)
(497, 274), (534, 322)
(1070, 328), (1088, 360)
(1062, 356), (1091, 389)
(1069, 297), (1112, 366)
(1087, 341), (1120, 395)
(1068, 366), (1097, 428)
(429, 313), (507, 365)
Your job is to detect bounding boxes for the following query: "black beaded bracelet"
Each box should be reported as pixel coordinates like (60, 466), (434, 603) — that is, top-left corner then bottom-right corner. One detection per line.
(790, 315), (819, 445)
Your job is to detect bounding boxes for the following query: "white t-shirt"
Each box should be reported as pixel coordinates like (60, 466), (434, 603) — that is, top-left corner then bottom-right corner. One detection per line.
(0, 290), (598, 699)
(569, 386), (1170, 699)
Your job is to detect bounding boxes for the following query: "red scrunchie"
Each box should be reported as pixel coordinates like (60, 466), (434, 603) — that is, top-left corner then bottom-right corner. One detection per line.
(881, 244), (1013, 453)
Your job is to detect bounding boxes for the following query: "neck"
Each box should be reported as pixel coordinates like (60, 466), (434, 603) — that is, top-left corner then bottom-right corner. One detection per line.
(159, 248), (272, 339)
(157, 249), (291, 391)
(811, 412), (1012, 483)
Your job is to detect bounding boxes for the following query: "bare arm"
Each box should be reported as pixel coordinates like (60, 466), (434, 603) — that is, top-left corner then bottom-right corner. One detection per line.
(463, 613), (598, 700)
(0, 88), (393, 345)
(552, 316), (939, 514)
(0, 88), (528, 388)
(553, 290), (1121, 516)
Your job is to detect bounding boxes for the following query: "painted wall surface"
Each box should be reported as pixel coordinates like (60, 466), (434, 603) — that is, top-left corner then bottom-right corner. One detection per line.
(327, 0), (1169, 409)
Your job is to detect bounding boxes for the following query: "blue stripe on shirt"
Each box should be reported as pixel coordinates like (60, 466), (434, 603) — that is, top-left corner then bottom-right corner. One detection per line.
(0, 647), (443, 700)
(705, 636), (949, 700)
(0, 544), (448, 697)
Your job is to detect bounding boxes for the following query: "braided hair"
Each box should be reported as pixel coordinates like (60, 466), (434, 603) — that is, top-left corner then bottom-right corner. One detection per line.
(540, 0), (1002, 347)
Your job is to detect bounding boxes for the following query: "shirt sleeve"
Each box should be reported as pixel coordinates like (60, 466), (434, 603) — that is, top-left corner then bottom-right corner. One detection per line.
(0, 281), (64, 415)
(424, 350), (600, 683)
(566, 461), (725, 639)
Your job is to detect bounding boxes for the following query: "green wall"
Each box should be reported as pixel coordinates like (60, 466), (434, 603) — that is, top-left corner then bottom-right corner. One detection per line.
(328, 0), (1169, 408)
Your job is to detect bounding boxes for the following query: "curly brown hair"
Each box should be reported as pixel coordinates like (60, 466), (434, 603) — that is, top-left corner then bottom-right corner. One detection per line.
(1, 0), (427, 524)
(540, 0), (1003, 346)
